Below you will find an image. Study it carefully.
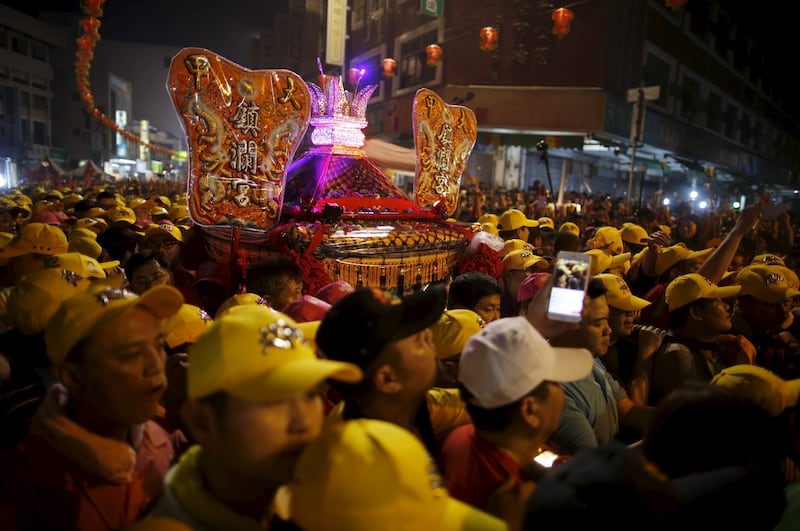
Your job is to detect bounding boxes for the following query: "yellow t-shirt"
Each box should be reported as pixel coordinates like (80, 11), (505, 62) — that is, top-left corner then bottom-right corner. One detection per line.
(325, 387), (471, 442)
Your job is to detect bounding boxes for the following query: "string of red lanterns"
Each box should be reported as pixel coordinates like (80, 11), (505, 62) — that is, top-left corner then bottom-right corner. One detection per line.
(552, 7), (574, 37)
(75, 0), (178, 157)
(394, 6), (575, 70)
(665, 0), (687, 11)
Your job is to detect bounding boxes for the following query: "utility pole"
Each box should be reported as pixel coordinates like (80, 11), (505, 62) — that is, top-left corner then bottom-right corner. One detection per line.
(626, 85), (660, 206)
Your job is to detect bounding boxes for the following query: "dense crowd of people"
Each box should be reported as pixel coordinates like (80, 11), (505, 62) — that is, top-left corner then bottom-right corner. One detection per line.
(0, 177), (799, 530)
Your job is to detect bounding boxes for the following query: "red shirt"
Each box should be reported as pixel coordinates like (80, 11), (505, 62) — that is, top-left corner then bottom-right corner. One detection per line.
(439, 424), (523, 510)
(0, 421), (176, 530)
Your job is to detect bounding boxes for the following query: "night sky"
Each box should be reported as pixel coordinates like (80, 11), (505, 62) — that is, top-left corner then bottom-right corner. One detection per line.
(2, 0), (268, 60)
(1, 1), (795, 120)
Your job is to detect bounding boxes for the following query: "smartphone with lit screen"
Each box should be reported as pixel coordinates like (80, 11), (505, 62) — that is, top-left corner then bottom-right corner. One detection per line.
(547, 251), (590, 323)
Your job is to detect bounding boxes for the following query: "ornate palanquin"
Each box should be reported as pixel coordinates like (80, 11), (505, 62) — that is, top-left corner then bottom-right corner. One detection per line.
(168, 48), (478, 294)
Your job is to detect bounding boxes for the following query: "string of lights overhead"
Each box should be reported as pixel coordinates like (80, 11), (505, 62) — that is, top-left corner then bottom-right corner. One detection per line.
(75, 0), (178, 157)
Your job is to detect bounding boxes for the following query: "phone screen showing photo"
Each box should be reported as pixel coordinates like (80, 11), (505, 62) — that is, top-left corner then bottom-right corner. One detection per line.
(548, 253), (590, 322)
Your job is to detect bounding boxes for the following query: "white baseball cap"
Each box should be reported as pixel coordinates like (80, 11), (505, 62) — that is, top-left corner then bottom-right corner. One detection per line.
(459, 316), (593, 408)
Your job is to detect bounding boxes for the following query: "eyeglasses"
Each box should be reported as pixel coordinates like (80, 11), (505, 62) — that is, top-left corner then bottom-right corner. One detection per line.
(145, 239), (179, 250)
(132, 270), (170, 287)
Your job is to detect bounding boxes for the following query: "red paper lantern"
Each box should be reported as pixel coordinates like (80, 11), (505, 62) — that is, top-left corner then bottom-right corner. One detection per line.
(347, 67), (364, 87)
(551, 7), (574, 38)
(425, 44), (442, 67)
(665, 0), (687, 11)
(479, 26), (499, 52)
(382, 57), (397, 77)
(80, 17), (101, 36)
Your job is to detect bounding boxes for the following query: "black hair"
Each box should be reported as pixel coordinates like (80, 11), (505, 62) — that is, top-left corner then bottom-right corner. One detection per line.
(97, 226), (140, 262)
(553, 232), (583, 255)
(124, 248), (171, 283)
(245, 255), (303, 300)
(586, 276), (608, 300)
(448, 271), (502, 309)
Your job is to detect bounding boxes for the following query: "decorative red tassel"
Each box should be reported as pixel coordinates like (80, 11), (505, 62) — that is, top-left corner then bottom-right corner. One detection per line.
(268, 224), (333, 295)
(456, 242), (503, 281)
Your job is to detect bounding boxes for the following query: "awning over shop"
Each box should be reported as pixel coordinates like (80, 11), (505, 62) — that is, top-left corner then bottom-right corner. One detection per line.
(364, 138), (416, 172)
(476, 132), (585, 149)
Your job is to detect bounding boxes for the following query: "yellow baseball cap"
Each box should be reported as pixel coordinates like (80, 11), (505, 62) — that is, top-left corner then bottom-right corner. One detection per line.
(51, 252), (118, 278)
(711, 364), (800, 417)
(143, 223), (183, 243)
(69, 227), (98, 241)
(500, 238), (534, 257)
(107, 206), (137, 225)
(665, 273), (741, 311)
(537, 216), (555, 230)
(85, 207), (108, 219)
(751, 254), (786, 267)
(558, 222), (580, 237)
(187, 304), (362, 401)
(478, 213), (499, 225)
(430, 309), (485, 360)
(653, 245), (713, 277)
(128, 197), (149, 210)
(215, 292), (269, 318)
(7, 266), (94, 335)
(497, 208), (538, 231)
(503, 249), (548, 272)
(161, 303), (214, 350)
(480, 222), (498, 236)
(168, 204), (190, 223)
(45, 285), (184, 366)
(296, 320), (321, 350)
(620, 223), (649, 245)
(290, 419), (507, 531)
(587, 226), (623, 255)
(585, 250), (631, 277)
(0, 223), (68, 258)
(735, 264), (800, 303)
(74, 217), (108, 231)
(68, 237), (103, 260)
(593, 273), (650, 312)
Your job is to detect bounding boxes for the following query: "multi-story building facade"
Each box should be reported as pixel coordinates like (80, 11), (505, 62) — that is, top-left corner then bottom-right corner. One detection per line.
(0, 4), (67, 169)
(335, 0), (799, 208)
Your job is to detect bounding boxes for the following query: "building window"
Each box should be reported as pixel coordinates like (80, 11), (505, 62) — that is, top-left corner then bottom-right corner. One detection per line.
(0, 66), (8, 80)
(350, 45), (387, 103)
(33, 94), (47, 112)
(752, 120), (763, 153)
(21, 118), (29, 141)
(393, 20), (443, 95)
(19, 91), (29, 109)
(705, 91), (722, 132)
(351, 0), (365, 31)
(11, 34), (28, 56)
(33, 121), (46, 145)
(0, 28), (7, 49)
(12, 69), (29, 85)
(739, 113), (752, 147)
(365, 105), (384, 136)
(30, 42), (47, 62)
(723, 103), (738, 140)
(712, 14), (731, 62)
(642, 47), (673, 110)
(677, 72), (701, 123)
(31, 76), (47, 90)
